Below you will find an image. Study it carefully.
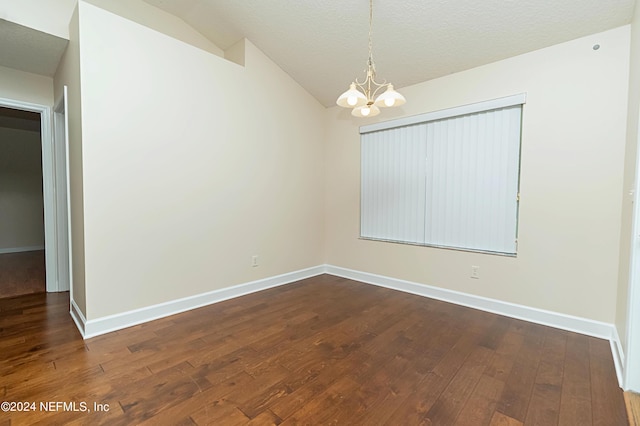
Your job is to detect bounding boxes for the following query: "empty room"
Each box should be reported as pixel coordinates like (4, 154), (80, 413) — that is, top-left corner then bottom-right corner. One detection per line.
(1, 0), (640, 424)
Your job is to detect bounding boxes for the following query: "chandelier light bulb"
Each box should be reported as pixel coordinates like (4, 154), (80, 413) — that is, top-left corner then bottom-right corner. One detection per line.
(361, 107), (371, 116)
(347, 95), (358, 106)
(384, 97), (395, 107)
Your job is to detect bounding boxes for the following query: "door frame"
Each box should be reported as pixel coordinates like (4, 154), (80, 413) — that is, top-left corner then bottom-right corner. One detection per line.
(626, 110), (640, 392)
(0, 96), (60, 292)
(53, 87), (72, 297)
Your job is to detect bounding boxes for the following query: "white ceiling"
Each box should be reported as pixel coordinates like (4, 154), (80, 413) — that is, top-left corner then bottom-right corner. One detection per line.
(0, 1), (636, 108)
(144, 0), (637, 107)
(0, 19), (68, 77)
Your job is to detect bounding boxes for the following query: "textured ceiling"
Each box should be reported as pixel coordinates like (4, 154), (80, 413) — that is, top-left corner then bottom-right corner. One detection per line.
(0, 19), (68, 77)
(144, 0), (636, 107)
(0, 1), (635, 106)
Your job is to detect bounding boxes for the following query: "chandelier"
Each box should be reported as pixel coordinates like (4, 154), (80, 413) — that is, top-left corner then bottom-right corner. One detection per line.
(336, 0), (406, 118)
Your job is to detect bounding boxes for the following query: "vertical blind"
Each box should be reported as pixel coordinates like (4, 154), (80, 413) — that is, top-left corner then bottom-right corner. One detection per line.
(360, 95), (524, 255)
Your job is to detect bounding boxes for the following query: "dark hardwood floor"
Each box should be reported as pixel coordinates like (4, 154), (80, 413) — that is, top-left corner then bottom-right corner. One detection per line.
(0, 274), (627, 425)
(625, 392), (640, 425)
(0, 250), (45, 299)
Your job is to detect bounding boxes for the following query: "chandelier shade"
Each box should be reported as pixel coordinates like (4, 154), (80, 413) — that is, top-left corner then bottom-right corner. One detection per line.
(374, 84), (406, 108)
(352, 104), (380, 118)
(336, 83), (368, 108)
(336, 0), (405, 117)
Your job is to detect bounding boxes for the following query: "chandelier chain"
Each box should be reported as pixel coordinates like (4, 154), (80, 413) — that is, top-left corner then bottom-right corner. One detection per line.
(356, 0), (384, 100)
(368, 0), (374, 71)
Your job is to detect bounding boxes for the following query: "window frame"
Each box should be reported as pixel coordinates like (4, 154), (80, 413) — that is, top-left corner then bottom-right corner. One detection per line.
(359, 94), (526, 257)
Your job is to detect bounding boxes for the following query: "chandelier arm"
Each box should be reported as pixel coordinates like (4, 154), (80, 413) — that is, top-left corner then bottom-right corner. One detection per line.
(353, 77), (388, 103)
(370, 81), (388, 100)
(354, 75), (387, 88)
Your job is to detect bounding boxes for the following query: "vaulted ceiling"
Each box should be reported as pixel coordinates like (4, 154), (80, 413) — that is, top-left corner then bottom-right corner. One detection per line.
(0, 1), (636, 109)
(143, 0), (637, 106)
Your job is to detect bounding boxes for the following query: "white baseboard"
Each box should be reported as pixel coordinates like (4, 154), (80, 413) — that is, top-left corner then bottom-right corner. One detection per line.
(68, 263), (625, 387)
(610, 327), (625, 387)
(0, 245), (45, 254)
(70, 299), (87, 337)
(77, 265), (325, 339)
(325, 265), (624, 385)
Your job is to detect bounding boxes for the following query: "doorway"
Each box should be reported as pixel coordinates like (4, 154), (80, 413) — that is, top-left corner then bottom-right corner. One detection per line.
(0, 96), (71, 298)
(0, 107), (45, 297)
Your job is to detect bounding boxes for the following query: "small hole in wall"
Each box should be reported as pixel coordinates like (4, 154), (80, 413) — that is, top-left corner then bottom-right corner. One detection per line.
(593, 44), (600, 50)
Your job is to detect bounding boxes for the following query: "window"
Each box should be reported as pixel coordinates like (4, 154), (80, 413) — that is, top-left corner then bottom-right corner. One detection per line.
(360, 94), (524, 256)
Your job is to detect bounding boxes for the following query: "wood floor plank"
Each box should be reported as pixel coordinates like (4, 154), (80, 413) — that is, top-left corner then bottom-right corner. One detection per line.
(427, 345), (494, 424)
(490, 411), (524, 425)
(354, 350), (436, 425)
(455, 374), (505, 426)
(0, 275), (626, 424)
(625, 391), (640, 426)
(495, 322), (546, 422)
(524, 329), (566, 425)
(483, 330), (524, 384)
(558, 333), (593, 426)
(245, 409), (282, 425)
(383, 324), (487, 424)
(589, 337), (627, 426)
(279, 376), (361, 425)
(136, 370), (255, 425)
(268, 349), (370, 420)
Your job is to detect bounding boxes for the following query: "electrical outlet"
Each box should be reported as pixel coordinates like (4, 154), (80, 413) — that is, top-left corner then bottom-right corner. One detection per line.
(251, 255), (259, 267)
(471, 265), (480, 279)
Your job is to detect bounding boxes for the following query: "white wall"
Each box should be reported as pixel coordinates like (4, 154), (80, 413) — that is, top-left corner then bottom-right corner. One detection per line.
(0, 0), (76, 39)
(77, 2), (325, 320)
(617, 1), (640, 389)
(84, 0), (224, 57)
(0, 65), (53, 106)
(0, 127), (44, 251)
(325, 26), (630, 323)
(54, 4), (86, 314)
